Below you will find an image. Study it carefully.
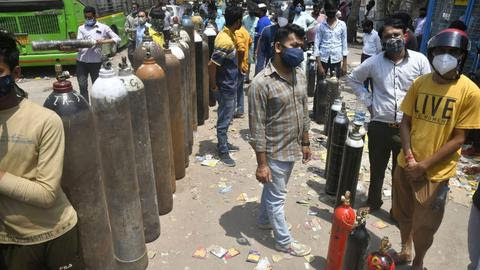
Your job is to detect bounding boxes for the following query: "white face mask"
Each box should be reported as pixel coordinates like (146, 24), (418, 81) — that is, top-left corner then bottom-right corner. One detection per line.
(432, 53), (458, 75)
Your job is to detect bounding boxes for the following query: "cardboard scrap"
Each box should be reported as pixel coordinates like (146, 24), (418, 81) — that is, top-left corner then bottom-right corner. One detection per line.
(236, 193), (248, 202)
(208, 245), (228, 258)
(254, 257), (273, 270)
(192, 246), (207, 259)
(246, 250), (261, 263)
(201, 159), (218, 167)
(224, 248), (240, 259)
(372, 220), (389, 229)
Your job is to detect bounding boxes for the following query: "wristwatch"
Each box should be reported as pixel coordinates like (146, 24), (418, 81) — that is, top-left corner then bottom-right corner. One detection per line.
(301, 141), (310, 147)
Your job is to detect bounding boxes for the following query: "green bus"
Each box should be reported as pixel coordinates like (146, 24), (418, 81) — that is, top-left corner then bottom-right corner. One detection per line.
(0, 0), (130, 67)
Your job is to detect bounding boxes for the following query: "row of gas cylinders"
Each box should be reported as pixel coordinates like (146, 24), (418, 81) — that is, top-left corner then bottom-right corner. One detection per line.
(42, 20), (218, 270)
(326, 193), (396, 270)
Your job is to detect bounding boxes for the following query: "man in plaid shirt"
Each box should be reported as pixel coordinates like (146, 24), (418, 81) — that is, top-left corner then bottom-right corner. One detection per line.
(248, 24), (312, 257)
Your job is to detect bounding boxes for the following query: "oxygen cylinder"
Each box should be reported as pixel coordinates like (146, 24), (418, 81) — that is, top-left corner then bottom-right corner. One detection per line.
(367, 237), (396, 270)
(118, 57), (160, 243)
(195, 31), (206, 125)
(343, 210), (370, 270)
(170, 41), (191, 168)
(132, 29), (165, 70)
(181, 23), (198, 131)
(325, 104), (349, 195)
(324, 99), (342, 177)
(91, 63), (147, 269)
(313, 75), (328, 124)
(43, 71), (115, 270)
(326, 191), (356, 270)
(335, 126), (365, 208)
(165, 48), (187, 181)
(324, 76), (340, 134)
(204, 24), (217, 107)
(306, 54), (316, 97)
(202, 37), (210, 120)
(136, 52), (174, 215)
(178, 39), (194, 155)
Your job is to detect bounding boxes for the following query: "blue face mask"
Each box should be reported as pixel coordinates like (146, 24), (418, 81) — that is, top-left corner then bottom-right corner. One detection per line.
(281, 47), (304, 67)
(85, 19), (96, 27)
(0, 75), (14, 97)
(295, 6), (302, 14)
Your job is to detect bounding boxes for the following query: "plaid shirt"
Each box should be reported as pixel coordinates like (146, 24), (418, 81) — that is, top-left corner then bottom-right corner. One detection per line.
(248, 62), (310, 162)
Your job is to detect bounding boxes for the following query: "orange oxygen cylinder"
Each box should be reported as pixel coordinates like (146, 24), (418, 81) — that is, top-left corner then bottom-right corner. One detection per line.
(326, 191), (356, 270)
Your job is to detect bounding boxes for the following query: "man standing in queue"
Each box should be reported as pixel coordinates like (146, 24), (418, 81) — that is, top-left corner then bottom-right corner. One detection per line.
(208, 6), (243, 167)
(76, 6), (121, 102)
(393, 28), (480, 269)
(347, 17), (431, 212)
(125, 2), (140, 65)
(248, 24), (312, 256)
(0, 32), (83, 270)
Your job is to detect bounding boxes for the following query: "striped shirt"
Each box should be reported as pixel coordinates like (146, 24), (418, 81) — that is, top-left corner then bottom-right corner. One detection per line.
(248, 62), (310, 162)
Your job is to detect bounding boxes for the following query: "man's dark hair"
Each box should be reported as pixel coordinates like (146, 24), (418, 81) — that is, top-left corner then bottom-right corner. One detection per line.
(363, 19), (373, 28)
(324, 0), (337, 11)
(392, 12), (413, 31)
(150, 7), (165, 19)
(83, 6), (96, 15)
(224, 6), (242, 27)
(449, 20), (467, 31)
(380, 17), (407, 36)
(274, 23), (305, 44)
(132, 2), (139, 8)
(0, 31), (19, 71)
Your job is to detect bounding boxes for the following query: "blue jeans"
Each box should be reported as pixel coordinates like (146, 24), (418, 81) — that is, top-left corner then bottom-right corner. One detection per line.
(216, 90), (235, 154)
(258, 159), (294, 246)
(469, 205), (480, 270)
(235, 73), (245, 114)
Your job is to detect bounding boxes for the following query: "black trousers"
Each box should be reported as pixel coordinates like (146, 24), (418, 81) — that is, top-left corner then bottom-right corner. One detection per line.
(0, 225), (84, 270)
(321, 58), (341, 78)
(367, 121), (402, 208)
(76, 61), (102, 103)
(127, 40), (136, 66)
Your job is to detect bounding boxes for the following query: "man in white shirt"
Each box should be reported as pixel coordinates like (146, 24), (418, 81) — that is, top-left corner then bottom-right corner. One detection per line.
(361, 19), (382, 89)
(347, 17), (431, 211)
(76, 6), (121, 102)
(291, 0), (317, 33)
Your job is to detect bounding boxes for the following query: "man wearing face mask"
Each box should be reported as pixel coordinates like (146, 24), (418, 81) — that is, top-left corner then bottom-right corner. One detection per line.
(248, 24), (312, 257)
(314, 0), (348, 78)
(126, 2), (140, 65)
(393, 28), (480, 269)
(242, 4), (258, 82)
(0, 31), (83, 270)
(208, 6), (243, 167)
(76, 6), (121, 102)
(346, 17), (431, 213)
(291, 0), (317, 33)
(148, 8), (166, 48)
(360, 19), (381, 90)
(135, 11), (151, 48)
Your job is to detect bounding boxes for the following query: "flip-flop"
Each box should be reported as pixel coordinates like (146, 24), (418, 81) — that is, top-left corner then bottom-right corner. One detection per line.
(391, 251), (413, 265)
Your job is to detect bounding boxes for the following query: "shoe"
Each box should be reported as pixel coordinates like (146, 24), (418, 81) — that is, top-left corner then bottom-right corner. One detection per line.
(219, 152), (236, 167)
(233, 113), (245, 118)
(275, 241), (311, 257)
(227, 143), (239, 152)
(257, 222), (293, 231)
(367, 200), (383, 212)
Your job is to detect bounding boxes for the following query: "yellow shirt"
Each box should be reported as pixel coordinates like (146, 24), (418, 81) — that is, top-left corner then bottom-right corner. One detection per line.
(235, 26), (253, 74)
(148, 27), (165, 48)
(398, 74), (480, 181)
(0, 99), (77, 244)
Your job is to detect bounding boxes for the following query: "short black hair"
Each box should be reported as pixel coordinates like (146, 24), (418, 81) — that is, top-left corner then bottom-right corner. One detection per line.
(380, 17), (407, 36)
(324, 0), (337, 11)
(150, 7), (165, 19)
(0, 31), (20, 71)
(363, 19), (373, 28)
(83, 6), (96, 15)
(392, 12), (413, 31)
(449, 20), (467, 31)
(274, 23), (305, 44)
(224, 6), (242, 27)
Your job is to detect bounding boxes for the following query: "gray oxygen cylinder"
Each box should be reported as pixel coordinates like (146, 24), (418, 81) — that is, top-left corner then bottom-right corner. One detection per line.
(118, 57), (160, 243)
(324, 99), (342, 176)
(91, 62), (148, 270)
(43, 71), (115, 270)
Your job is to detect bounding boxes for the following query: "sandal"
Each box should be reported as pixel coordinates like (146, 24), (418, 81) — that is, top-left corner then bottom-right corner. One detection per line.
(391, 251), (413, 265)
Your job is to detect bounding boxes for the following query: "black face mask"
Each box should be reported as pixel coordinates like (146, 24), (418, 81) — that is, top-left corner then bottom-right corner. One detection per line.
(383, 37), (405, 55)
(0, 75), (14, 97)
(151, 19), (164, 31)
(249, 11), (256, 17)
(363, 27), (372, 33)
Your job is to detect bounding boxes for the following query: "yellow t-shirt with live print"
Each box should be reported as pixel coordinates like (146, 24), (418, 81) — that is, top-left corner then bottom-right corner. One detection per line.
(397, 74), (480, 181)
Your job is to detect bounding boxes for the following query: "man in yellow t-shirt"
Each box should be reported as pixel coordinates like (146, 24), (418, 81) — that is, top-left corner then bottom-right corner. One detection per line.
(0, 32), (82, 269)
(392, 29), (480, 270)
(234, 26), (252, 118)
(148, 7), (166, 48)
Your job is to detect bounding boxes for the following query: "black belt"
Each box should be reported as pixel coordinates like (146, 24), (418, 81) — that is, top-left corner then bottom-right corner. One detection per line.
(370, 121), (400, 129)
